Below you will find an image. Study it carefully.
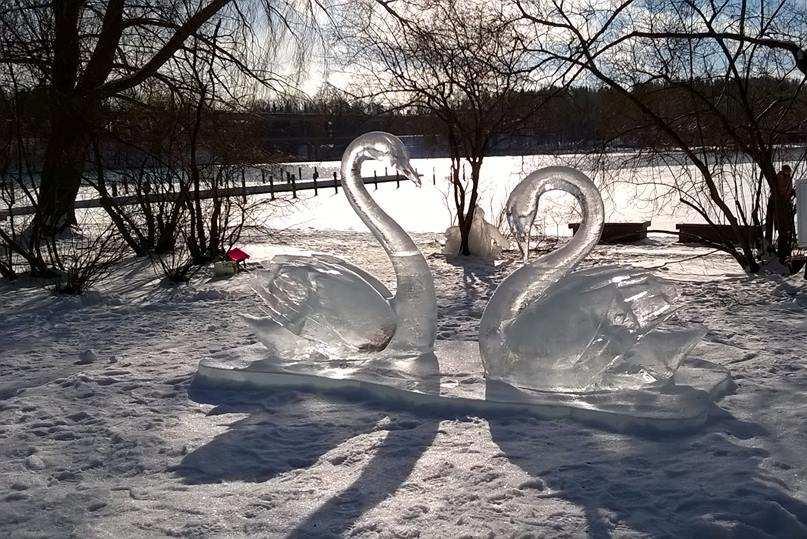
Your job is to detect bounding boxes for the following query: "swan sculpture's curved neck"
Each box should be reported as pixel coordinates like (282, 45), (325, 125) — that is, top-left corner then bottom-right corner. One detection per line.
(480, 166), (604, 361)
(340, 138), (436, 355)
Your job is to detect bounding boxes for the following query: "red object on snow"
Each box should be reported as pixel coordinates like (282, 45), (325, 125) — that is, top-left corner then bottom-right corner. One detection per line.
(227, 248), (250, 263)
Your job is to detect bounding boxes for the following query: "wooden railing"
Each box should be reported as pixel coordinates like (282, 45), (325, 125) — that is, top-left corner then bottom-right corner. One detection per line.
(0, 167), (424, 221)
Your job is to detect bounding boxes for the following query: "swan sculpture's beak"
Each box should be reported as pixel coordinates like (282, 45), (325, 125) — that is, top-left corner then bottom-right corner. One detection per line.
(400, 161), (422, 187)
(508, 212), (526, 242)
(508, 211), (534, 263)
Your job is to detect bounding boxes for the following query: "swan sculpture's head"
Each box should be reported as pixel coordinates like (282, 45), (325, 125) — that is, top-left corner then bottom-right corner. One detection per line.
(507, 206), (536, 255)
(505, 167), (592, 258)
(352, 131), (421, 186)
(505, 176), (544, 256)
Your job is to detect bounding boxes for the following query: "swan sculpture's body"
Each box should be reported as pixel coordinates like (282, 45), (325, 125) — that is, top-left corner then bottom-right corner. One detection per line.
(247, 132), (436, 360)
(480, 166), (704, 393)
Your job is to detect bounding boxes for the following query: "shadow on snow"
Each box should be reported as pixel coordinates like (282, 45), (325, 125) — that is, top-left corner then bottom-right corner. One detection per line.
(179, 375), (807, 537)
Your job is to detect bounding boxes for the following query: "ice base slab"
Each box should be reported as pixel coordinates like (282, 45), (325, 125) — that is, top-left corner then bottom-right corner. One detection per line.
(194, 340), (733, 433)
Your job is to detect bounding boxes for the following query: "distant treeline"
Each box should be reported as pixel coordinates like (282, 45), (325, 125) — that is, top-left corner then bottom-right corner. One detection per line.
(3, 78), (806, 169)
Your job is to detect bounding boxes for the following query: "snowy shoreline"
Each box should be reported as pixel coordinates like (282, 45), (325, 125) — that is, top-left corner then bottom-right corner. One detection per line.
(1, 230), (806, 536)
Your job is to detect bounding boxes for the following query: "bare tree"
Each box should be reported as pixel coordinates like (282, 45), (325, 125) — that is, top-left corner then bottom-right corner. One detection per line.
(513, 0), (807, 272)
(89, 33), (274, 265)
(334, 0), (557, 255)
(0, 0), (315, 235)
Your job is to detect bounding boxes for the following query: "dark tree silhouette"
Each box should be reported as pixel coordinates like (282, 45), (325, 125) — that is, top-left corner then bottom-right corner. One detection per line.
(513, 0), (807, 272)
(0, 0), (313, 235)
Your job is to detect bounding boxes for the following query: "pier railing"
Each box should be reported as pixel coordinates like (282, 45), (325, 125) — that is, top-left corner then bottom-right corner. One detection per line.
(0, 164), (433, 221)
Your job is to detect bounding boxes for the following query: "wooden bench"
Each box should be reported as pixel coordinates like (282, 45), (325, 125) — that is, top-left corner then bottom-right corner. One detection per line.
(569, 221), (651, 244)
(675, 223), (762, 246)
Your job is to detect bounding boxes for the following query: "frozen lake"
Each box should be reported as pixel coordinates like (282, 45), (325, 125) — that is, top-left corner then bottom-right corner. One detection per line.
(5, 150), (802, 237)
(260, 151), (803, 236)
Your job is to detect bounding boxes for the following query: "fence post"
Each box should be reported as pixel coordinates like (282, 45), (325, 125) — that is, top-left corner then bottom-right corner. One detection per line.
(313, 170), (318, 196)
(333, 171), (338, 194)
(374, 170), (378, 190)
(433, 167), (436, 185)
(290, 172), (297, 198)
(269, 174), (275, 200)
(385, 166), (396, 188)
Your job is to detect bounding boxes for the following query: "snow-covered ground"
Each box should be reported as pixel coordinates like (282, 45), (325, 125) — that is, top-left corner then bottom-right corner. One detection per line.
(1, 230), (807, 537)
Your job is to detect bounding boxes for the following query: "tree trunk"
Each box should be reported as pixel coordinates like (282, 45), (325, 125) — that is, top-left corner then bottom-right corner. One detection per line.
(458, 161), (482, 257)
(742, 251), (761, 274)
(774, 191), (795, 263)
(36, 107), (90, 233)
(459, 217), (472, 255)
(0, 257), (15, 280)
(35, 0), (87, 235)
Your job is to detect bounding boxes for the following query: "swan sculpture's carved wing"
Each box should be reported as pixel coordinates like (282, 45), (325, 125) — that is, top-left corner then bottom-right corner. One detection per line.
(504, 265), (704, 392)
(251, 254), (397, 354)
(311, 253), (393, 300)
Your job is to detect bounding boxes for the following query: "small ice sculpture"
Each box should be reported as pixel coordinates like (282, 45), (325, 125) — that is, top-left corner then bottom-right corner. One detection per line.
(246, 132), (437, 360)
(443, 207), (510, 261)
(480, 166), (705, 392)
(443, 208), (510, 262)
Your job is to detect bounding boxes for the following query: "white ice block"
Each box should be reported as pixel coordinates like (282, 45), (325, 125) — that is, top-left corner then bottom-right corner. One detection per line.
(194, 340), (733, 433)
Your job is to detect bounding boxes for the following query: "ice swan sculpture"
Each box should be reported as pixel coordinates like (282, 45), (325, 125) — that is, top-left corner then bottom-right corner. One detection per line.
(481, 166), (705, 393)
(245, 131), (437, 361)
(194, 157), (733, 432)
